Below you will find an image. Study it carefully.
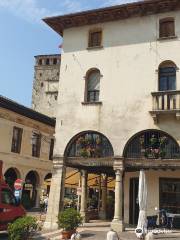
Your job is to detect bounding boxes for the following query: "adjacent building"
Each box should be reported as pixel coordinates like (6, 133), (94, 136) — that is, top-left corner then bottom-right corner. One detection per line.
(32, 54), (61, 118)
(43, 0), (180, 233)
(0, 96), (55, 208)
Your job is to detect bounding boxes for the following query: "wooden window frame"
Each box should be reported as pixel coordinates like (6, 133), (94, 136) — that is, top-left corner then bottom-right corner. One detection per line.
(158, 61), (177, 92)
(32, 133), (41, 158)
(159, 17), (175, 39)
(88, 29), (103, 48)
(11, 127), (23, 154)
(49, 139), (54, 160)
(84, 69), (101, 103)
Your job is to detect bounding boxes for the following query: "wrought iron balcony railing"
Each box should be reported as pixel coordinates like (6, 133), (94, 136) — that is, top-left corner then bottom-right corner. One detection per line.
(150, 90), (180, 122)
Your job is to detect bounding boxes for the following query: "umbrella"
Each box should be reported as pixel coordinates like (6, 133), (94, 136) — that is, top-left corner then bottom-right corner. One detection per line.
(135, 170), (148, 238)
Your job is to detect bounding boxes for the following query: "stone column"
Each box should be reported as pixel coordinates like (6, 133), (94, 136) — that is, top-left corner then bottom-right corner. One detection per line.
(43, 156), (66, 230)
(99, 174), (107, 220)
(35, 186), (41, 208)
(98, 175), (101, 212)
(80, 170), (88, 222)
(111, 169), (124, 233)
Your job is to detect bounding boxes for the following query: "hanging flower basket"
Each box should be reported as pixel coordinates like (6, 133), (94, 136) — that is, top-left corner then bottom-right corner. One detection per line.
(77, 135), (102, 158)
(140, 134), (168, 159)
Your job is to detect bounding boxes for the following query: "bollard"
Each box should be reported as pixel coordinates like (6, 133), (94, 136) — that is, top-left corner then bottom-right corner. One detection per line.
(107, 229), (120, 240)
(145, 232), (154, 240)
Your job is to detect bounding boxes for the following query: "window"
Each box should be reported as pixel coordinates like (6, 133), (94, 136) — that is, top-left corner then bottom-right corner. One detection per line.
(159, 18), (175, 38)
(38, 59), (42, 65)
(32, 132), (41, 158)
(86, 69), (100, 102)
(53, 58), (57, 65)
(160, 178), (180, 214)
(159, 61), (176, 91)
(11, 127), (23, 153)
(1, 188), (17, 205)
(49, 139), (54, 160)
(88, 29), (102, 48)
(46, 58), (50, 65)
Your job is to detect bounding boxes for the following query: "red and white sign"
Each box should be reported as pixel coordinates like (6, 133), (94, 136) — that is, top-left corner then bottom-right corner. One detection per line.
(14, 179), (24, 190)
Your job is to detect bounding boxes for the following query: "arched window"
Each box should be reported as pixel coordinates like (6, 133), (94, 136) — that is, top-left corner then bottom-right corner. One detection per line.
(159, 61), (176, 91)
(86, 69), (100, 102)
(123, 130), (180, 159)
(65, 131), (114, 158)
(159, 18), (175, 38)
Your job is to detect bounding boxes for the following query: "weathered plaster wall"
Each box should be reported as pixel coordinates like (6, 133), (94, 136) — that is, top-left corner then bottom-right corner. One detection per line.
(54, 10), (180, 156)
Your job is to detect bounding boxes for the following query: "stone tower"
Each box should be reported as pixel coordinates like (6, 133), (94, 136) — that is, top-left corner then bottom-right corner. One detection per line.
(32, 54), (61, 118)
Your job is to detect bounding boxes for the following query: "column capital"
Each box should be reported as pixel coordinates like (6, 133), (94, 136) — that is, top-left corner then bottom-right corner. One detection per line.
(81, 169), (87, 177)
(53, 155), (65, 169)
(113, 156), (124, 172)
(114, 169), (123, 175)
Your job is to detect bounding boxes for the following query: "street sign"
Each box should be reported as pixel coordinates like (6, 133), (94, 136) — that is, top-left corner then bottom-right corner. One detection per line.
(14, 190), (20, 197)
(77, 187), (82, 195)
(14, 179), (23, 190)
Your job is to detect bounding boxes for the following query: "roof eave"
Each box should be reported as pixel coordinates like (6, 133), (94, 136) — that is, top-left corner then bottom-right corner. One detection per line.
(43, 0), (180, 36)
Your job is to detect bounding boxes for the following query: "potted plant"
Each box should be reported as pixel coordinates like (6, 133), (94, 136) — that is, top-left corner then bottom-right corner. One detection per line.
(8, 216), (38, 240)
(58, 208), (83, 239)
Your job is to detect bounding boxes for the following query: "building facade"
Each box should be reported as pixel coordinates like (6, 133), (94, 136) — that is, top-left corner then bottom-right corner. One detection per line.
(43, 0), (180, 232)
(0, 96), (55, 208)
(32, 54), (61, 118)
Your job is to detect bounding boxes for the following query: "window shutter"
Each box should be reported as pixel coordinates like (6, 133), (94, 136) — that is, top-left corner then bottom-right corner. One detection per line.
(159, 18), (175, 38)
(89, 30), (102, 47)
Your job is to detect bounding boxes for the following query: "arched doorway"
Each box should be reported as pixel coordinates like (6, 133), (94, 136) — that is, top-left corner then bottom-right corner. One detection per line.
(22, 171), (40, 209)
(123, 129), (180, 225)
(64, 131), (114, 221)
(4, 168), (20, 190)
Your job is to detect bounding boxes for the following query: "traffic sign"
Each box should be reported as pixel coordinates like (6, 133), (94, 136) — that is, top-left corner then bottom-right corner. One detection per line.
(14, 179), (23, 190)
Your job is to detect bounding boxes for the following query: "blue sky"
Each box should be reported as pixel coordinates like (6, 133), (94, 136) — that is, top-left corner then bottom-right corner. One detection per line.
(0, 0), (137, 107)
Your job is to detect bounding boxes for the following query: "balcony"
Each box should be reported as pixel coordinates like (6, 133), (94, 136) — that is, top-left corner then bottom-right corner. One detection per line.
(150, 90), (180, 123)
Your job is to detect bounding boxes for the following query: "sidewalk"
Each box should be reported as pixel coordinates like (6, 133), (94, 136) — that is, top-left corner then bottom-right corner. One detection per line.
(32, 222), (180, 240)
(25, 213), (180, 240)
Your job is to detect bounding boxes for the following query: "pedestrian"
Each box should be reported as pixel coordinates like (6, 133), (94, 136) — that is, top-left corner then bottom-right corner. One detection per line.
(107, 229), (120, 240)
(44, 195), (48, 212)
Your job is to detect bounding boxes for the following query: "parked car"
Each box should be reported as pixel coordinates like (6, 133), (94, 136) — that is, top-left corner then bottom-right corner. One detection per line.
(0, 161), (26, 231)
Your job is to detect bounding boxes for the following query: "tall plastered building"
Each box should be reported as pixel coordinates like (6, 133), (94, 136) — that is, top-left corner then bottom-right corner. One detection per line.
(32, 54), (61, 118)
(42, 0), (180, 233)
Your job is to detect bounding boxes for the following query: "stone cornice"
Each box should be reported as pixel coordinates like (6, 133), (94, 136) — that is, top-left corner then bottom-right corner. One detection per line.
(125, 158), (180, 170)
(43, 0), (180, 36)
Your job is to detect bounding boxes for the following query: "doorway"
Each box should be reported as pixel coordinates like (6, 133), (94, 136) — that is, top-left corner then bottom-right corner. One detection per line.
(129, 177), (139, 225)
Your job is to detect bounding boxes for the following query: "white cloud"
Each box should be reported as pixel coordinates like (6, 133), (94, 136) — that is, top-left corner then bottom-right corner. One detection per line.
(0, 0), (52, 23)
(0, 0), (140, 23)
(59, 0), (85, 14)
(102, 0), (139, 7)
